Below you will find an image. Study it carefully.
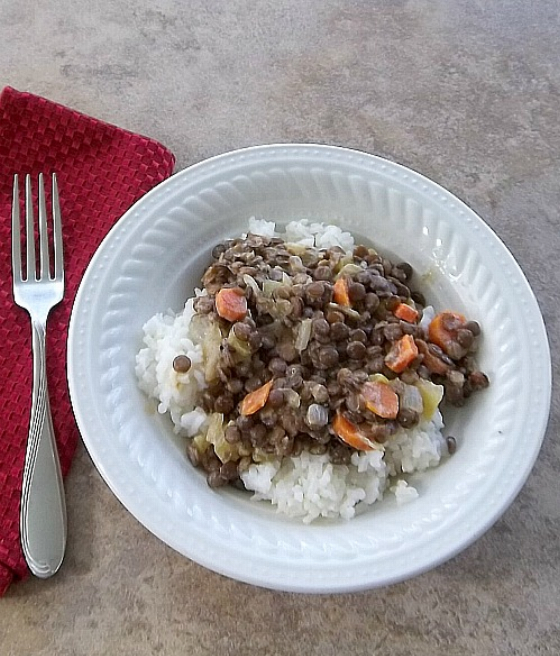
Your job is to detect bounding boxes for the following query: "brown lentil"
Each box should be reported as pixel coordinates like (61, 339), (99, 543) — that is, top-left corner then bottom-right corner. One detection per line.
(173, 354), (192, 373)
(347, 341), (367, 360)
(330, 321), (350, 341)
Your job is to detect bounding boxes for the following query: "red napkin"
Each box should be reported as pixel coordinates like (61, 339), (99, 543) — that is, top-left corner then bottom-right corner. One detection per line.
(0, 87), (175, 595)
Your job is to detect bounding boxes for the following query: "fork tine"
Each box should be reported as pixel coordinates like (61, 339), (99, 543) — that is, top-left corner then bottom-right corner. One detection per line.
(25, 174), (36, 282)
(11, 174), (22, 283)
(38, 173), (50, 280)
(51, 173), (63, 282)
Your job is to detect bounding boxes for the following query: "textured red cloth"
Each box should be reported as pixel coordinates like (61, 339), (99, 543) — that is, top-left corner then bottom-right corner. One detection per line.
(0, 87), (175, 595)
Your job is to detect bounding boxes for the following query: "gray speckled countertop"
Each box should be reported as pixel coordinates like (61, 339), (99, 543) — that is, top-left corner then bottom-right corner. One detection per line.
(1, 1), (559, 654)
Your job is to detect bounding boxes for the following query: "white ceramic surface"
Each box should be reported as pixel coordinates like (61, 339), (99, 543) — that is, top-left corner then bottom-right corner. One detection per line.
(67, 144), (551, 593)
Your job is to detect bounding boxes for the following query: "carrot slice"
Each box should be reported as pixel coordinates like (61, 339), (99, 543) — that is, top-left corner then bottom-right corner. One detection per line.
(393, 302), (419, 323)
(384, 334), (419, 373)
(333, 276), (351, 307)
(332, 412), (376, 451)
(428, 311), (466, 354)
(239, 380), (273, 416)
(361, 381), (399, 419)
(215, 287), (248, 322)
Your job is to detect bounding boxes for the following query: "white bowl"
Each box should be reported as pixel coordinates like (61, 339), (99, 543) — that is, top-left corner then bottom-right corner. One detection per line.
(68, 144), (551, 593)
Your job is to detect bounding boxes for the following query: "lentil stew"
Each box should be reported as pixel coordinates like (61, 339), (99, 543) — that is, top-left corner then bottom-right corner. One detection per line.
(185, 232), (489, 488)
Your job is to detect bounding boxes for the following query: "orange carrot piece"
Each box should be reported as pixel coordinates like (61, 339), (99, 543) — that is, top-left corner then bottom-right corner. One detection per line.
(384, 334), (419, 373)
(394, 302), (419, 323)
(332, 412), (376, 451)
(215, 287), (248, 322)
(428, 311), (466, 353)
(239, 380), (274, 416)
(361, 381), (399, 419)
(333, 276), (351, 307)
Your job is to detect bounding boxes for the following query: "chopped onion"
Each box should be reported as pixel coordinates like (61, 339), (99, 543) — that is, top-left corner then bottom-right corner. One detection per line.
(227, 330), (251, 357)
(286, 242), (307, 256)
(262, 279), (282, 297)
(400, 384), (424, 415)
(242, 274), (260, 296)
(202, 322), (222, 383)
(294, 318), (312, 352)
(205, 412), (239, 463)
(419, 305), (436, 330)
(335, 263), (363, 278)
(288, 255), (305, 272)
(270, 299), (292, 319)
(328, 302), (361, 321)
(282, 271), (293, 287)
(415, 379), (444, 421)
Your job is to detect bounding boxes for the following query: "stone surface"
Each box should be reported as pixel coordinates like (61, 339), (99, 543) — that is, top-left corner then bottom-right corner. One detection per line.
(1, 1), (558, 654)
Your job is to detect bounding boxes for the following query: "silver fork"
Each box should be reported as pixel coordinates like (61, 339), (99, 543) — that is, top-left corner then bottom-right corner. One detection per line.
(11, 173), (67, 578)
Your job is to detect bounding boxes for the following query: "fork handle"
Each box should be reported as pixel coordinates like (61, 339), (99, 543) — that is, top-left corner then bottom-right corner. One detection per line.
(20, 319), (67, 578)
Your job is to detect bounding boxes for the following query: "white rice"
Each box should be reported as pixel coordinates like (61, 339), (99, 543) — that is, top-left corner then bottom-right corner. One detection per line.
(240, 414), (445, 522)
(135, 218), (449, 523)
(136, 296), (208, 436)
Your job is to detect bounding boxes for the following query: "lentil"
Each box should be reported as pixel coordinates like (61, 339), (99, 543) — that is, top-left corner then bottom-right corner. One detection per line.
(173, 354), (192, 373)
